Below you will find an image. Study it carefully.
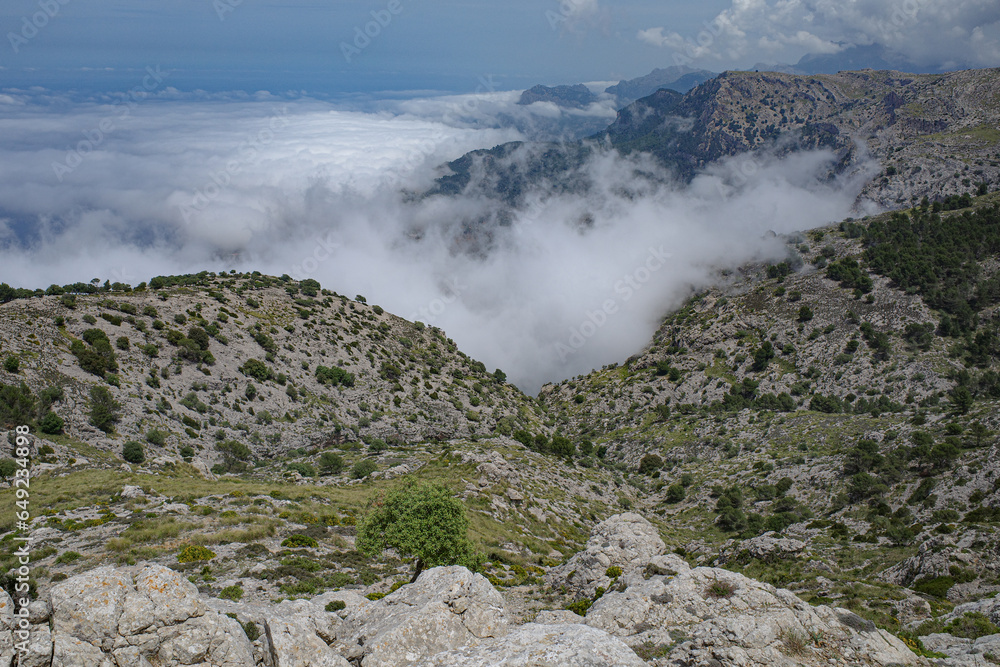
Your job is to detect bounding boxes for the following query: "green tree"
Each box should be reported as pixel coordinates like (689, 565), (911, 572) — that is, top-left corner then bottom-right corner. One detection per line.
(0, 459), (16, 480)
(122, 441), (145, 464)
(357, 482), (480, 582)
(798, 305), (814, 322)
(38, 411), (64, 435)
(665, 483), (685, 503)
(951, 386), (973, 415)
(3, 356), (19, 373)
(751, 341), (775, 371)
(88, 386), (121, 433)
(319, 452), (345, 475)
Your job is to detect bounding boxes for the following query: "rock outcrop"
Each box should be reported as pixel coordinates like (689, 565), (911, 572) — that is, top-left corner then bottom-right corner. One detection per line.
(546, 512), (666, 598)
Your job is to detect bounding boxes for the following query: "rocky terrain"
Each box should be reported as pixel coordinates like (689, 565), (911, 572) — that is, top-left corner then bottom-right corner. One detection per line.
(3, 152), (1000, 664)
(432, 67), (1000, 211)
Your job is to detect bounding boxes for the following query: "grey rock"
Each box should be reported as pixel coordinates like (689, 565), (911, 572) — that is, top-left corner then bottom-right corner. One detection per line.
(726, 531), (806, 562)
(20, 623), (52, 667)
(341, 566), (508, 667)
(118, 564), (205, 635)
(584, 554), (921, 666)
(52, 631), (113, 667)
(120, 485), (145, 499)
(546, 513), (666, 598)
(266, 616), (351, 667)
(50, 566), (132, 650)
(533, 610), (584, 624)
(416, 622), (647, 666)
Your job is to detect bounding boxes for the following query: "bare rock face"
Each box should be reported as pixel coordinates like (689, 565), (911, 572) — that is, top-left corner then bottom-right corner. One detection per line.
(546, 512), (667, 598)
(44, 564), (254, 667)
(583, 553), (924, 667)
(720, 531), (806, 563)
(417, 622), (648, 666)
(338, 566), (509, 667)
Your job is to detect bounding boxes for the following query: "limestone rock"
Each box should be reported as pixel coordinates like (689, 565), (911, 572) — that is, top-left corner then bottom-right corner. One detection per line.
(545, 512), (666, 598)
(50, 566), (132, 650)
(919, 632), (1000, 666)
(724, 531), (806, 562)
(266, 617), (351, 667)
(47, 564), (253, 667)
(20, 623), (52, 667)
(340, 565), (508, 667)
(417, 622), (647, 666)
(583, 554), (922, 667)
(119, 564), (205, 635)
(121, 485), (145, 499)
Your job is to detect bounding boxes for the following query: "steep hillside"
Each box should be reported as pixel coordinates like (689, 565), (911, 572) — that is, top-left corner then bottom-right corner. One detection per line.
(433, 67), (1000, 210)
(535, 193), (1000, 636)
(0, 273), (540, 471)
(604, 68), (1000, 207)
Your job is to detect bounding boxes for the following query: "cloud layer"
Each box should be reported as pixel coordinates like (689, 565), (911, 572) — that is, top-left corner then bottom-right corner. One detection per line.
(639, 0), (1000, 70)
(0, 89), (874, 393)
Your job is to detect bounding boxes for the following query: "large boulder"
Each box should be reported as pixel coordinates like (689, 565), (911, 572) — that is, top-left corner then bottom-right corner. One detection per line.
(47, 564), (254, 667)
(718, 531), (806, 564)
(337, 566), (508, 667)
(583, 553), (923, 667)
(546, 512), (666, 598)
(417, 623), (647, 666)
(919, 632), (1000, 666)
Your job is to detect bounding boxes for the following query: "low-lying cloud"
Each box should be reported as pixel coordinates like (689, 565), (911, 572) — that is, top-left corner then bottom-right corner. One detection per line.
(0, 89), (876, 393)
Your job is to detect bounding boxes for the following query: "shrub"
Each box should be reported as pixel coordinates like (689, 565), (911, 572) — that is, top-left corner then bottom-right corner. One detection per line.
(179, 445), (195, 460)
(913, 575), (954, 598)
(88, 385), (121, 433)
(218, 585), (243, 601)
(240, 359), (272, 382)
(638, 454), (663, 475)
(116, 336), (130, 350)
(352, 459), (377, 479)
(242, 621), (260, 641)
(319, 452), (345, 475)
(3, 356), (19, 373)
(704, 579), (737, 599)
(357, 481), (480, 581)
(281, 534), (318, 548)
(316, 365), (355, 387)
(605, 566), (623, 579)
(286, 462), (316, 477)
(665, 483), (686, 503)
(146, 429), (167, 446)
(325, 600), (347, 612)
(946, 612), (1000, 639)
(177, 545), (216, 563)
(39, 411), (64, 435)
(122, 441), (145, 464)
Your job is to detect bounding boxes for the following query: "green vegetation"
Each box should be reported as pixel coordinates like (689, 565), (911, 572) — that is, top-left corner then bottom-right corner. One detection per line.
(357, 482), (480, 581)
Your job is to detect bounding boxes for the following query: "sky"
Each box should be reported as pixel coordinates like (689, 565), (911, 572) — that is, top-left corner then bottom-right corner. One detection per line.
(1, 0), (995, 95)
(0, 0), (998, 392)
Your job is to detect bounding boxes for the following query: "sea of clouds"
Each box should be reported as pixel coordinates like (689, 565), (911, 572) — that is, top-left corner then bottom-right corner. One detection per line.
(0, 85), (877, 393)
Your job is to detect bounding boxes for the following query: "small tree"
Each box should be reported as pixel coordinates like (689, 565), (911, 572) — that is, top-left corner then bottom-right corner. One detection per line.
(88, 386), (121, 433)
(357, 482), (480, 582)
(39, 411), (64, 435)
(798, 305), (814, 322)
(122, 441), (145, 464)
(951, 386), (973, 415)
(3, 356), (19, 373)
(319, 452), (345, 475)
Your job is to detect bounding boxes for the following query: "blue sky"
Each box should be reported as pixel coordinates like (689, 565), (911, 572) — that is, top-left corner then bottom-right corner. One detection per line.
(0, 0), (734, 94)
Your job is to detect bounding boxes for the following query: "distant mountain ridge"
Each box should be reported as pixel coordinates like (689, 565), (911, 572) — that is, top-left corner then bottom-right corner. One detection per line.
(434, 66), (1000, 211)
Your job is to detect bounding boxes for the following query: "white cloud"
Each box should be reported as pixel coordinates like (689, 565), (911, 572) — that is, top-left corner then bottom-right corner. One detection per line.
(0, 91), (874, 393)
(638, 0), (1000, 69)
